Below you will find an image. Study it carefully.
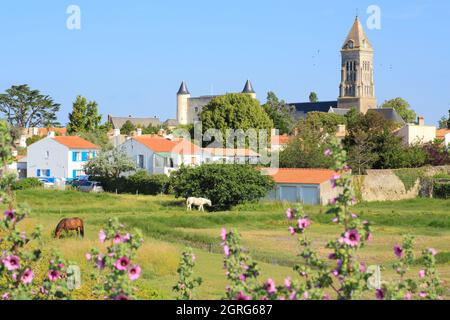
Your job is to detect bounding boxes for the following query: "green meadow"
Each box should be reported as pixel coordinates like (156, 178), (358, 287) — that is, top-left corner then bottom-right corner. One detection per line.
(3, 189), (450, 299)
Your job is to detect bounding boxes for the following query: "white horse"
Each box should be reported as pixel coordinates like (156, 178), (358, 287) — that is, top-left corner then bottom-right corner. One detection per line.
(186, 197), (212, 212)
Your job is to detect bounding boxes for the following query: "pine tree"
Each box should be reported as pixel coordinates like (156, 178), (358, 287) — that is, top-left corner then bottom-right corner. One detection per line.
(67, 96), (87, 134)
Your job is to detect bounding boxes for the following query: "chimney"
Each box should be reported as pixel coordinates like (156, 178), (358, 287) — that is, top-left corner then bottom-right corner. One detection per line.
(48, 131), (55, 138)
(418, 116), (425, 126)
(113, 129), (121, 137)
(137, 128), (142, 136)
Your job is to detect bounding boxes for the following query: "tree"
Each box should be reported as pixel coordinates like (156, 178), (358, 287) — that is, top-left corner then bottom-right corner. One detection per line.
(299, 112), (346, 135)
(346, 129), (378, 175)
(67, 96), (102, 134)
(262, 92), (295, 135)
(0, 84), (60, 128)
(438, 110), (450, 129)
(120, 120), (137, 135)
(381, 98), (416, 123)
(309, 92), (318, 103)
(0, 120), (13, 174)
(168, 164), (274, 211)
(84, 148), (135, 180)
(200, 93), (273, 147)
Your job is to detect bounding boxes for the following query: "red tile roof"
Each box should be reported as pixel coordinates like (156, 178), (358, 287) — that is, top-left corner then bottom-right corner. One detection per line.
(436, 129), (450, 140)
(38, 128), (67, 136)
(52, 136), (99, 149)
(264, 168), (338, 184)
(271, 135), (291, 145)
(134, 136), (202, 155)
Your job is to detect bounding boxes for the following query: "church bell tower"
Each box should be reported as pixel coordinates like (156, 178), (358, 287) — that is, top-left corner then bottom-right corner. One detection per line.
(338, 17), (377, 114)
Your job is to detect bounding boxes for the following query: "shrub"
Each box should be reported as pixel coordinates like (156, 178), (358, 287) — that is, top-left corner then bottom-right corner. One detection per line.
(12, 178), (43, 191)
(434, 181), (450, 199)
(126, 171), (169, 195)
(168, 164), (275, 211)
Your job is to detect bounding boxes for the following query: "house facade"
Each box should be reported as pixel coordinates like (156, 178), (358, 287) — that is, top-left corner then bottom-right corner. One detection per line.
(120, 136), (203, 175)
(396, 117), (436, 146)
(27, 136), (99, 180)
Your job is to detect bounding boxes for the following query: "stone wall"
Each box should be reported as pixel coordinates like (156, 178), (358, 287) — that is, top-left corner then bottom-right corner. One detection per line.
(355, 166), (450, 202)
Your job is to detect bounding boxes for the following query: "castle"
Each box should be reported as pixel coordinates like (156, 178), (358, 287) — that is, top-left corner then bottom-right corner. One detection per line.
(176, 80), (257, 125)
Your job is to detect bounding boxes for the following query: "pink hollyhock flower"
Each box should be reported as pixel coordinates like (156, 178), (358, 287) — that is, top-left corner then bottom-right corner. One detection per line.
(4, 210), (16, 221)
(332, 217), (339, 224)
(192, 254), (196, 262)
(343, 230), (360, 247)
(298, 218), (311, 230)
(239, 274), (246, 282)
(360, 263), (366, 273)
(329, 198), (337, 205)
(394, 244), (403, 258)
(114, 294), (129, 300)
(58, 263), (65, 269)
(265, 279), (277, 294)
(331, 175), (341, 189)
(85, 253), (92, 261)
(221, 228), (227, 241)
(113, 233), (123, 244)
(48, 269), (60, 281)
(2, 292), (9, 300)
(351, 213), (358, 219)
(97, 255), (105, 270)
(284, 277), (292, 289)
(286, 209), (294, 220)
(419, 270), (426, 278)
(114, 257), (130, 271)
(289, 291), (298, 300)
(20, 269), (34, 285)
(323, 294), (331, 300)
(289, 227), (296, 236)
(419, 292), (428, 298)
(123, 234), (131, 242)
(404, 292), (413, 300)
(429, 248), (437, 256)
(303, 291), (309, 300)
(99, 230), (107, 243)
(3, 255), (20, 271)
(128, 265), (141, 281)
(223, 245), (230, 257)
(332, 269), (340, 278)
(236, 292), (251, 300)
(367, 233), (373, 242)
(324, 149), (332, 157)
(375, 289), (385, 300)
(12, 273), (17, 281)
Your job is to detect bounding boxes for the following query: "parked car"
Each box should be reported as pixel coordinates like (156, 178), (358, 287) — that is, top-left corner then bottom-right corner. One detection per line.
(78, 181), (104, 193)
(38, 178), (55, 189)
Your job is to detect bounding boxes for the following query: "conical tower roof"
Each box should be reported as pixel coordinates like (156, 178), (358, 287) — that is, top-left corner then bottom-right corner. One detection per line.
(342, 17), (373, 51)
(242, 80), (255, 94)
(177, 81), (190, 95)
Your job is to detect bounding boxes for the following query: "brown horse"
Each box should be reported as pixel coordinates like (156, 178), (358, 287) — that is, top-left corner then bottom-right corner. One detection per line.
(54, 218), (85, 239)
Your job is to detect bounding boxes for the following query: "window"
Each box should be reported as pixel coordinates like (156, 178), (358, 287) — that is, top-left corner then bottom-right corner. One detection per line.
(73, 170), (85, 178)
(348, 41), (354, 49)
(72, 152), (82, 162)
(45, 151), (50, 160)
(138, 155), (145, 169)
(155, 155), (164, 168)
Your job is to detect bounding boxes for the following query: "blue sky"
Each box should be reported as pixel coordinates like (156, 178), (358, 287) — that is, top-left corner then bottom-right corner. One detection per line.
(1, 0), (449, 125)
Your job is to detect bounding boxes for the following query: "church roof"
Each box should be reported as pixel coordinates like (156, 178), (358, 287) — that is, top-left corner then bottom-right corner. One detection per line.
(370, 108), (405, 124)
(177, 81), (190, 95)
(342, 17), (373, 51)
(242, 80), (256, 94)
(291, 101), (338, 119)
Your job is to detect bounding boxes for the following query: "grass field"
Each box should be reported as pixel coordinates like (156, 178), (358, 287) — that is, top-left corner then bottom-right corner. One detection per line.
(2, 189), (449, 300)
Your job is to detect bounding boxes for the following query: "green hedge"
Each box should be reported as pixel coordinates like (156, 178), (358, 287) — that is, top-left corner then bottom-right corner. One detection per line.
(434, 181), (450, 199)
(99, 171), (169, 195)
(12, 178), (43, 190)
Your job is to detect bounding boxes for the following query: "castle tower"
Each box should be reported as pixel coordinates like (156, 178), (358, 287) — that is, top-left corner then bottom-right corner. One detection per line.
(177, 81), (191, 125)
(242, 80), (257, 99)
(338, 17), (377, 114)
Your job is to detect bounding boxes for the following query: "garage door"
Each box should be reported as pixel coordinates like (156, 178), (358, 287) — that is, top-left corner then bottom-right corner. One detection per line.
(279, 186), (298, 203)
(300, 186), (320, 205)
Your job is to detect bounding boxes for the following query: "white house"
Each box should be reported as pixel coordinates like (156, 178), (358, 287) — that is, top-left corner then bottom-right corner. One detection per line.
(202, 148), (260, 164)
(436, 129), (450, 148)
(120, 136), (203, 175)
(27, 136), (99, 180)
(396, 116), (436, 146)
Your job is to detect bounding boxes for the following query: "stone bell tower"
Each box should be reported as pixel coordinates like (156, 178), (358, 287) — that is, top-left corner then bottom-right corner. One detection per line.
(338, 17), (377, 114)
(176, 81), (191, 125)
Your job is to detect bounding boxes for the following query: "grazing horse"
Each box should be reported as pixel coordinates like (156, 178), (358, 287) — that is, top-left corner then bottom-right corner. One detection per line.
(186, 197), (212, 212)
(54, 218), (85, 239)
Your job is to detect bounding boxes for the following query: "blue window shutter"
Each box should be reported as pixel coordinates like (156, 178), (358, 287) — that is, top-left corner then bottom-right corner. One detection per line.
(37, 169), (41, 177)
(72, 152), (77, 162)
(46, 169), (51, 177)
(82, 152), (88, 161)
(73, 170), (77, 178)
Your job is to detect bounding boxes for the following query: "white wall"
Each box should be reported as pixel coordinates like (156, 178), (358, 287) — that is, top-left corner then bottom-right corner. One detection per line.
(445, 133), (450, 149)
(27, 138), (69, 178)
(397, 124), (436, 145)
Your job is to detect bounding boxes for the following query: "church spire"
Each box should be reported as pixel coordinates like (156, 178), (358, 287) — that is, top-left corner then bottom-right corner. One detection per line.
(242, 80), (255, 94)
(342, 16), (373, 51)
